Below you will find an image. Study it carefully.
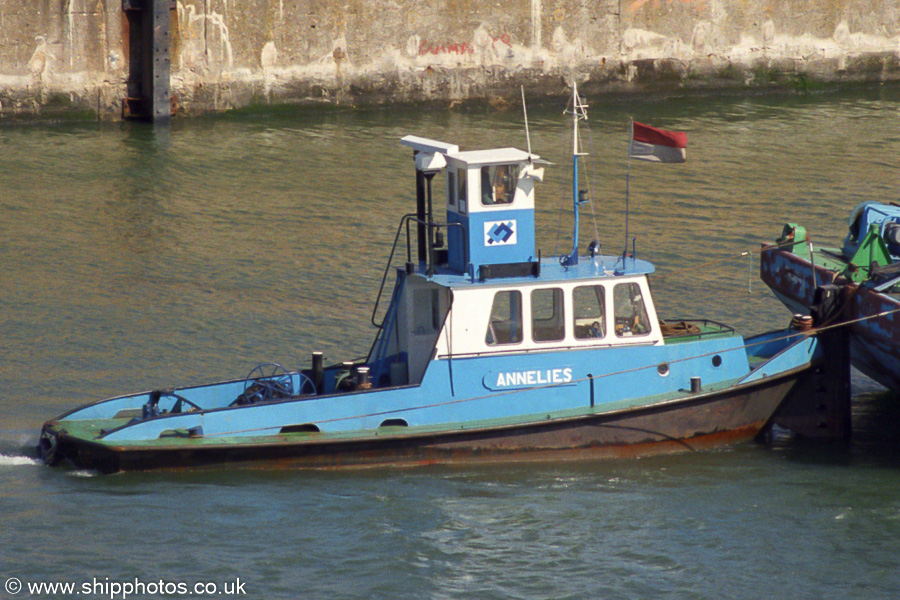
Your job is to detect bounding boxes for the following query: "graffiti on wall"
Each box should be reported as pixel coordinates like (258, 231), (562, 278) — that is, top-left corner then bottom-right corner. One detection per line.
(626, 0), (708, 13)
(417, 33), (511, 56)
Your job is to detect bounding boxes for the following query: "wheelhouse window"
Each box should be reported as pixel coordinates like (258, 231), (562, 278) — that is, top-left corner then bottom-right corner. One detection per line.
(614, 282), (651, 337)
(458, 168), (468, 213)
(573, 285), (606, 339)
(447, 171), (457, 208)
(531, 288), (565, 342)
(486, 290), (523, 346)
(480, 164), (518, 205)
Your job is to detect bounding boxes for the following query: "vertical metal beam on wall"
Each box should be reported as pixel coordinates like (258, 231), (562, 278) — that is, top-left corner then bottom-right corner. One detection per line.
(149, 0), (172, 121)
(123, 0), (175, 121)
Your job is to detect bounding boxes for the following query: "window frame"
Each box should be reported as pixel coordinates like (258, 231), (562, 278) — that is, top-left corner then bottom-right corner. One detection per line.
(613, 281), (652, 338)
(572, 284), (607, 341)
(485, 290), (524, 346)
(531, 287), (566, 343)
(479, 164), (518, 206)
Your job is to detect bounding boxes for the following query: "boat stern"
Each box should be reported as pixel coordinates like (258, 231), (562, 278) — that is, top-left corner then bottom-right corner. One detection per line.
(38, 416), (128, 472)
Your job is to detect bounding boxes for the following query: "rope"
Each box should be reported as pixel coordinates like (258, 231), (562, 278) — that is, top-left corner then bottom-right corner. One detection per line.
(650, 236), (814, 283)
(552, 193), (566, 258)
(808, 302), (900, 333)
(583, 116), (602, 249)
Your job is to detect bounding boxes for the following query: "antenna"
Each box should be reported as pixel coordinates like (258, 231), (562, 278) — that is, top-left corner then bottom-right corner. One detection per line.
(520, 85), (532, 157)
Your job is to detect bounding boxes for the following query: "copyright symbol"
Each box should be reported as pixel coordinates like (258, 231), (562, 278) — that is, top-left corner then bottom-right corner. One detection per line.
(5, 577), (22, 595)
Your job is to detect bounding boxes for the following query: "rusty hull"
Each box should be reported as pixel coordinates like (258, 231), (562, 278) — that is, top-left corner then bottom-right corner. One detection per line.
(761, 243), (900, 391)
(49, 370), (804, 473)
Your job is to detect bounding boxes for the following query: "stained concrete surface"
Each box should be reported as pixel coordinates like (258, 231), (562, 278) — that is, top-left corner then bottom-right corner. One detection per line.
(0, 0), (898, 118)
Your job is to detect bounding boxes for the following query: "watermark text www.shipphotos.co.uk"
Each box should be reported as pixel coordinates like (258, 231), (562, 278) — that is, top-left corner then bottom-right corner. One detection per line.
(5, 576), (247, 599)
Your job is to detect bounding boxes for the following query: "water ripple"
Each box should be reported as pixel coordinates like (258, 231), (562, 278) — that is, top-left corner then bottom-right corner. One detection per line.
(3, 86), (900, 599)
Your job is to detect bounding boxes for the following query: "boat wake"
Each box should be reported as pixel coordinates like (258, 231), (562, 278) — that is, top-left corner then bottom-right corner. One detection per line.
(0, 451), (97, 476)
(0, 453), (41, 467)
(0, 435), (42, 467)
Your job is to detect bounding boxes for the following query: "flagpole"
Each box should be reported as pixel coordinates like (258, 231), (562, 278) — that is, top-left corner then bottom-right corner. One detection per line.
(623, 120), (687, 261)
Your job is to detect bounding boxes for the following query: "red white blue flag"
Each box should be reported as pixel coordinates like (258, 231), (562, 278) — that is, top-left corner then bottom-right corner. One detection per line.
(629, 122), (687, 163)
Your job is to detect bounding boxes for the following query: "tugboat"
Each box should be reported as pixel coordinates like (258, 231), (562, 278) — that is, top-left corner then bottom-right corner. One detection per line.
(39, 88), (823, 473)
(762, 201), (900, 392)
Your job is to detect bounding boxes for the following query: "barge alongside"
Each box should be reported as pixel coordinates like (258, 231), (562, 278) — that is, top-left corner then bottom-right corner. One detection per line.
(762, 201), (900, 392)
(39, 90), (823, 473)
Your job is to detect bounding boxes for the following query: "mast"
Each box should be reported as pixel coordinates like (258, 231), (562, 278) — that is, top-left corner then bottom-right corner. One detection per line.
(569, 83), (589, 266)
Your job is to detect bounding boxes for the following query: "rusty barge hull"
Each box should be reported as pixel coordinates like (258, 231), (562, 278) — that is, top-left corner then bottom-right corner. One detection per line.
(50, 370), (804, 473)
(761, 243), (900, 392)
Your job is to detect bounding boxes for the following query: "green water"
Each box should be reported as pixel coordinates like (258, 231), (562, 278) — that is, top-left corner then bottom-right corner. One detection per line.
(2, 85), (900, 599)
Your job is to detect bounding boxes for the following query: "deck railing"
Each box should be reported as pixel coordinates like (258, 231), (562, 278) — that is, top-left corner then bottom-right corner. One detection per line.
(370, 213), (463, 329)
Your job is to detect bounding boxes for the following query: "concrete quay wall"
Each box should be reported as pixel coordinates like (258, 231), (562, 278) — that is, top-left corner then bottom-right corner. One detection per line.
(1, 0), (899, 118)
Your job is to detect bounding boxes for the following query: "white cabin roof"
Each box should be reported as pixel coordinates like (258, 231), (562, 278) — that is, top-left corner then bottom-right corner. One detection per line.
(400, 137), (539, 169)
(399, 135), (460, 155)
(446, 147), (537, 167)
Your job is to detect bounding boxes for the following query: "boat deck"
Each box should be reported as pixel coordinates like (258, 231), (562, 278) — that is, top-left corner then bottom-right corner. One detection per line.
(423, 254), (656, 288)
(659, 319), (735, 343)
(55, 373), (753, 451)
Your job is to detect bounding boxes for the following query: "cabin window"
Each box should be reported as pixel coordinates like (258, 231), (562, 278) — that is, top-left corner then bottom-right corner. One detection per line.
(486, 290), (523, 346)
(458, 168), (468, 213)
(614, 282), (651, 337)
(448, 171), (457, 207)
(480, 164), (518, 205)
(412, 288), (441, 334)
(573, 285), (607, 339)
(531, 288), (565, 342)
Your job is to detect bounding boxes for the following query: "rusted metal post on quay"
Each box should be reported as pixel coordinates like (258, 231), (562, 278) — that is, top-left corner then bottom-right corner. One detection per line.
(123, 0), (176, 121)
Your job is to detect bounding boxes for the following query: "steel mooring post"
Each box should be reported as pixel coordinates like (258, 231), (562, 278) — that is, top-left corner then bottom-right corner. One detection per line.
(148, 0), (172, 121)
(772, 326), (852, 440)
(123, 0), (173, 121)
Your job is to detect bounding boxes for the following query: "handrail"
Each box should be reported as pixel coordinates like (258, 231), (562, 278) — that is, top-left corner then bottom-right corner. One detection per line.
(370, 214), (463, 328)
(370, 213), (417, 329)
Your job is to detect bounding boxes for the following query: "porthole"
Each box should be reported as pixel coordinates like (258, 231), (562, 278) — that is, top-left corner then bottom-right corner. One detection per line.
(657, 363), (670, 377)
(280, 424), (320, 434)
(712, 355), (723, 368)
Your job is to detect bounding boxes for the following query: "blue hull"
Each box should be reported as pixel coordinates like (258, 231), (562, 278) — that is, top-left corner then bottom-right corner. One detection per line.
(40, 329), (820, 473)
